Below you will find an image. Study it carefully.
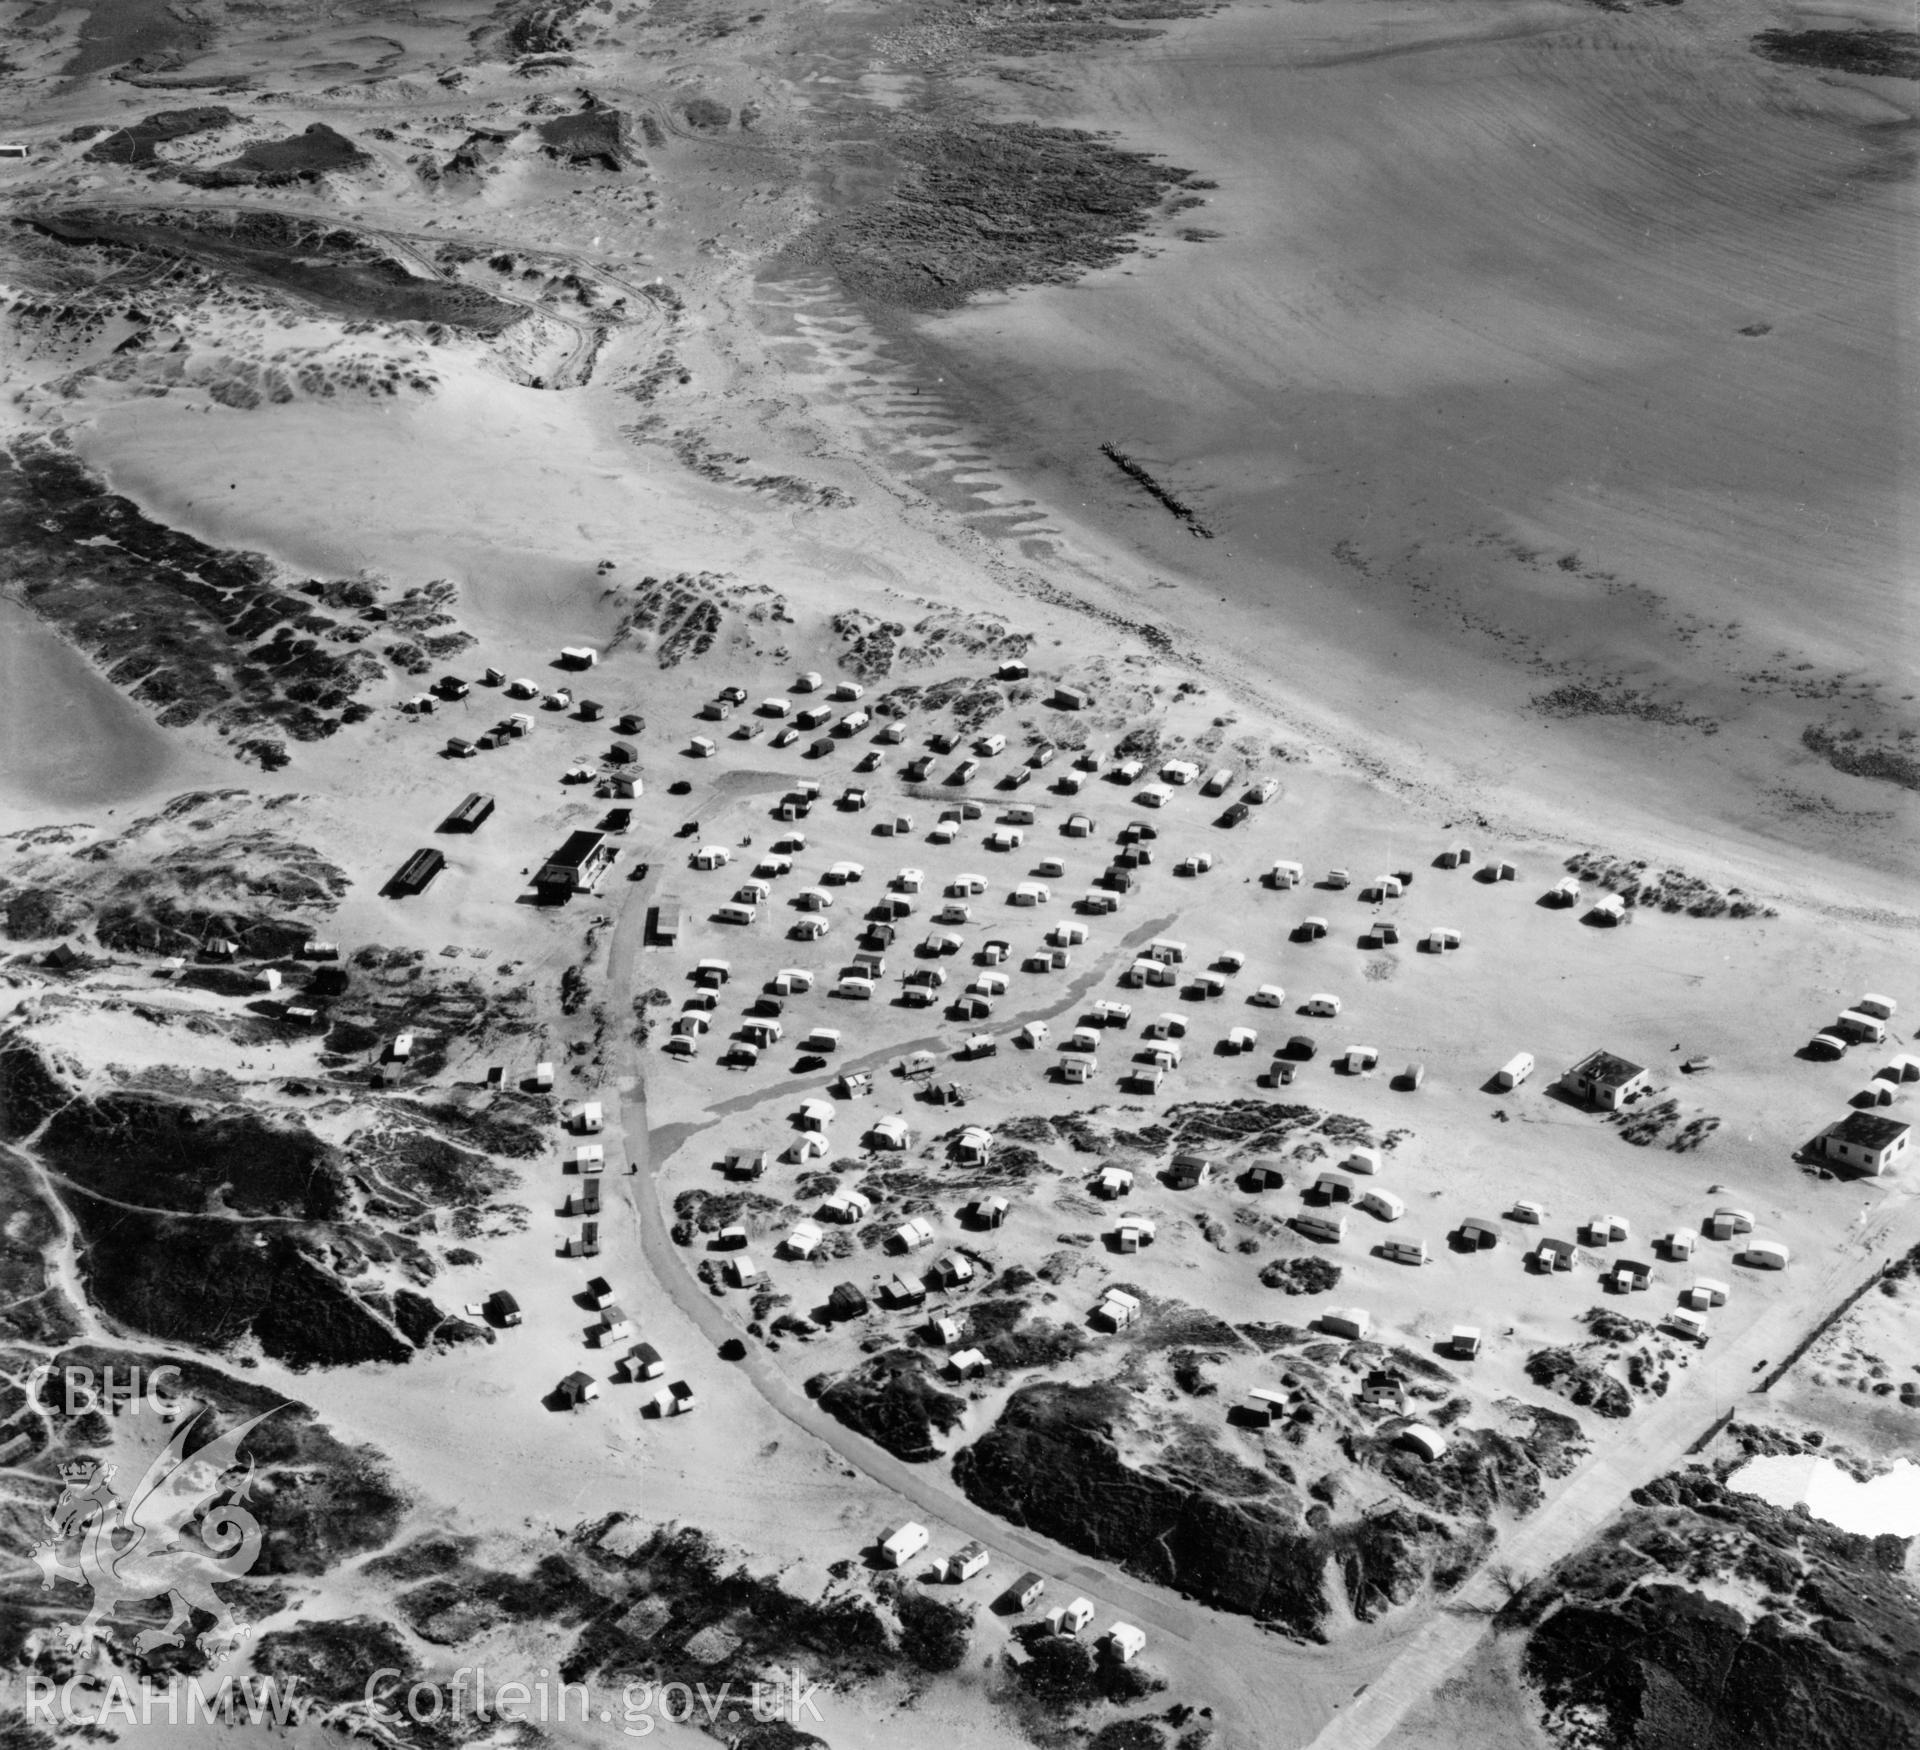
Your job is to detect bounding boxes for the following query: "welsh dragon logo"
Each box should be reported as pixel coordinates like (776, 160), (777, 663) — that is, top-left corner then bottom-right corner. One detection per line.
(30, 1404), (282, 1658)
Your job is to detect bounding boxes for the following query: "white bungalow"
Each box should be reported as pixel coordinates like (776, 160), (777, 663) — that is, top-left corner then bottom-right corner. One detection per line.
(1103, 1623), (1147, 1664)
(868, 1115), (912, 1150)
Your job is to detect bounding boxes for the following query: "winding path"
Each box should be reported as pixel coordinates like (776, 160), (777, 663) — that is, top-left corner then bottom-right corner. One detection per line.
(591, 800), (1358, 1740)
(588, 794), (1920, 1750)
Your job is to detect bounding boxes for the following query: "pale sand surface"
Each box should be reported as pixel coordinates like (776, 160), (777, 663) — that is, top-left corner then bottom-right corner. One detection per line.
(859, 0), (1918, 885)
(0, 0), (1914, 1741)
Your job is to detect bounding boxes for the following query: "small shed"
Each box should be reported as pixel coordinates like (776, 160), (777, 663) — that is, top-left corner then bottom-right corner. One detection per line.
(828, 1282), (870, 1319)
(559, 1371), (600, 1410)
(1318, 1308), (1372, 1340)
(1103, 1623), (1147, 1664)
(1451, 1325), (1482, 1358)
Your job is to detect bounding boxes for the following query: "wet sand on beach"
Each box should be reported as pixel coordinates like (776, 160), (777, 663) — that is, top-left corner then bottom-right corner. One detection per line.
(865, 0), (1918, 889)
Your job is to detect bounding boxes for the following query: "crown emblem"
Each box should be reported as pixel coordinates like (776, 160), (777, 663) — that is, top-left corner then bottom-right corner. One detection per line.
(59, 1458), (99, 1485)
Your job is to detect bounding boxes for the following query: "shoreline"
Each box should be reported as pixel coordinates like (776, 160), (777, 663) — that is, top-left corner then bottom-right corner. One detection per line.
(792, 0), (1917, 903)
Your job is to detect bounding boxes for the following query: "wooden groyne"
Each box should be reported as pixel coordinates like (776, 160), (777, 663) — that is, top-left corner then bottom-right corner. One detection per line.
(1100, 443), (1215, 539)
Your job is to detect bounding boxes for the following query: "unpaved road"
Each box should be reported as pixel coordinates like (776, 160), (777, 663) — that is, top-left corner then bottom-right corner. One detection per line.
(594, 793), (1918, 1750)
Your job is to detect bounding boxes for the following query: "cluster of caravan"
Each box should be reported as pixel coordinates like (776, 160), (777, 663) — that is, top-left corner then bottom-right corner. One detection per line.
(538, 1099), (698, 1419)
(873, 1524), (1145, 1661)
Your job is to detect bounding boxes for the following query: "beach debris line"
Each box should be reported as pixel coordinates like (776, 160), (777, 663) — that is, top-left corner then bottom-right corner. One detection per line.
(1099, 443), (1215, 539)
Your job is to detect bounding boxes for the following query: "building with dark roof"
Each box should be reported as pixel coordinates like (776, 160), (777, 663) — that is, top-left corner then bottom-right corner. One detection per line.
(535, 830), (615, 900)
(389, 847), (445, 896)
(1559, 1049), (1651, 1110)
(1822, 1111), (1911, 1176)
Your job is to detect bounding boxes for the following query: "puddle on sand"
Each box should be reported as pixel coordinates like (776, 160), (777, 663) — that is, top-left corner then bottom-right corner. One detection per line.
(0, 596), (179, 815)
(1726, 1453), (1920, 1537)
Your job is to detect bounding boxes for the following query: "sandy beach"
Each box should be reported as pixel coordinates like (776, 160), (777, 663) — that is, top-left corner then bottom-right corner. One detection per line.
(0, 0), (1913, 1742)
(838, 0), (1918, 890)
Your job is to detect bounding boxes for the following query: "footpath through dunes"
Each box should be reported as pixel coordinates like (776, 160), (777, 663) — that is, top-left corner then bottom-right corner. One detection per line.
(869, 0), (1918, 889)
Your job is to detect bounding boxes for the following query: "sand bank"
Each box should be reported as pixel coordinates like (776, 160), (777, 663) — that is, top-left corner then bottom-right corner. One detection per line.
(0, 592), (197, 822)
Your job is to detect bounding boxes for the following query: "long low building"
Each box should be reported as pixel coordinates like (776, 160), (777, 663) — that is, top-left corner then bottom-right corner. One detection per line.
(389, 848), (445, 896)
